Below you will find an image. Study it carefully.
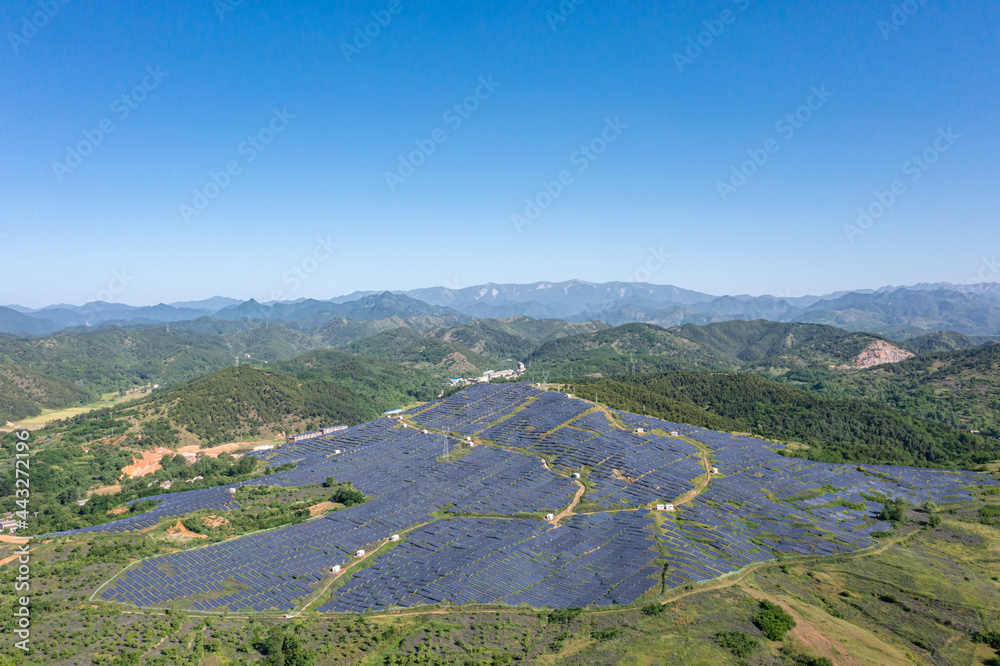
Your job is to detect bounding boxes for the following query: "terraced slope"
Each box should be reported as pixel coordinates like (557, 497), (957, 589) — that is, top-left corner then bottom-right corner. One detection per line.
(72, 383), (994, 614)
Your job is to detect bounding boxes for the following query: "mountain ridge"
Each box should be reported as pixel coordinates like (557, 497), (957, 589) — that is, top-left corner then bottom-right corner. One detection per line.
(6, 281), (999, 338)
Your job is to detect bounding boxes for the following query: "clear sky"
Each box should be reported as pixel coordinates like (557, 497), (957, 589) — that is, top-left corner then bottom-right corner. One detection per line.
(2, 0), (997, 307)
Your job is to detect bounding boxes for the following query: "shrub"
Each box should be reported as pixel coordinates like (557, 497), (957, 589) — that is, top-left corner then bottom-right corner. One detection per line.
(878, 497), (907, 523)
(791, 656), (834, 666)
(642, 603), (665, 616)
(715, 631), (758, 658)
(548, 608), (582, 624)
(590, 628), (621, 641)
(330, 486), (366, 507)
(753, 600), (797, 641)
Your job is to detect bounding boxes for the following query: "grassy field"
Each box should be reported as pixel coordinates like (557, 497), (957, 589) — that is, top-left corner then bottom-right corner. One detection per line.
(5, 388), (151, 430)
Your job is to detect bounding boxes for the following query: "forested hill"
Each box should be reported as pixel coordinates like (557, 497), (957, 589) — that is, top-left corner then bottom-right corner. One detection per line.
(120, 353), (439, 446)
(0, 314), (603, 422)
(794, 343), (1000, 438)
(523, 320), (895, 378)
(0, 364), (92, 422)
(569, 372), (999, 469)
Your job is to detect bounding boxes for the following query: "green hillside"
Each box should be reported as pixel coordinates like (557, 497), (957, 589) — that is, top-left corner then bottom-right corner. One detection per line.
(432, 316), (609, 360)
(526, 320), (1000, 438)
(340, 329), (496, 376)
(788, 343), (1000, 438)
(570, 372), (999, 468)
(672, 320), (884, 367)
(0, 318), (449, 420)
(898, 330), (982, 354)
(132, 356), (439, 445)
(0, 363), (94, 422)
(525, 323), (737, 377)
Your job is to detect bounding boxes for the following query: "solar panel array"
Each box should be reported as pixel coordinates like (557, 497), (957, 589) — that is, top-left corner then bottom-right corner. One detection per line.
(321, 511), (659, 612)
(71, 382), (995, 613)
(49, 486), (240, 536)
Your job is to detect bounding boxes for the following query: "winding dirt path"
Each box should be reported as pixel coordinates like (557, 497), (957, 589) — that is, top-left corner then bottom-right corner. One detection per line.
(0, 548), (34, 567)
(297, 520), (435, 613)
(548, 481), (586, 526)
(670, 438), (713, 508)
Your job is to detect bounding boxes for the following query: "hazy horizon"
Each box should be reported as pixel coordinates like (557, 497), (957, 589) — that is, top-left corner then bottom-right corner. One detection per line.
(5, 277), (1000, 311)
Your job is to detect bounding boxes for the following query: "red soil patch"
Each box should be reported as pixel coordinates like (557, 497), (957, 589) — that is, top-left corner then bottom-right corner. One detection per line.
(167, 520), (207, 539)
(308, 501), (342, 517)
(89, 484), (122, 496)
(201, 515), (230, 528)
(0, 549), (34, 567)
(122, 447), (175, 478)
(0, 535), (29, 544)
(177, 442), (250, 458)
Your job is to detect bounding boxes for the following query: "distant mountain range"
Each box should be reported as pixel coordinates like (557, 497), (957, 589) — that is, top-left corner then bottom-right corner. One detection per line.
(3, 280), (1000, 338)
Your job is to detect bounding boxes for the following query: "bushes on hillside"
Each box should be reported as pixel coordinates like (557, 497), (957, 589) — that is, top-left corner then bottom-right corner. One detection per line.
(753, 600), (797, 641)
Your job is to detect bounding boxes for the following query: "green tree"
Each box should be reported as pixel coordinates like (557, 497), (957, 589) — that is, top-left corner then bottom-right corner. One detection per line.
(753, 600), (797, 641)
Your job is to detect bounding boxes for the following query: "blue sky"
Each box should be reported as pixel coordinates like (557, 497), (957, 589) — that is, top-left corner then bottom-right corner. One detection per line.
(2, 0), (997, 307)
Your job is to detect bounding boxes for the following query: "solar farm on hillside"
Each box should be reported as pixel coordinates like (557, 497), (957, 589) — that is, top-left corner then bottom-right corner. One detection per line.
(65, 383), (995, 614)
